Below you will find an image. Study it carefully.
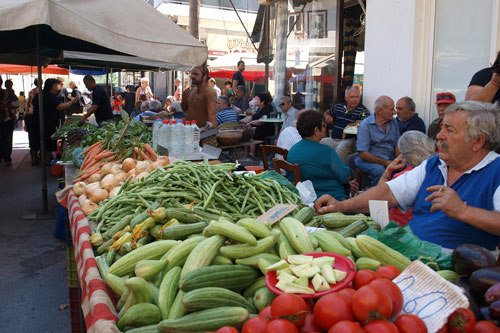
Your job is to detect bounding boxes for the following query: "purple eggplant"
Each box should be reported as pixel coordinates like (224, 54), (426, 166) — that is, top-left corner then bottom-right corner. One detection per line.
(452, 244), (497, 276)
(470, 267), (500, 294)
(489, 300), (500, 320)
(486, 283), (500, 304)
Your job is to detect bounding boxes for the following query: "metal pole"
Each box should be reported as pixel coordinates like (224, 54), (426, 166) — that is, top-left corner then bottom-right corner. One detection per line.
(36, 26), (48, 212)
(189, 0), (200, 39)
(264, 4), (270, 92)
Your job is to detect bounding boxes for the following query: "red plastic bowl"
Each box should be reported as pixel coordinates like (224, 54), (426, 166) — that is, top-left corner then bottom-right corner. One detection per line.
(265, 252), (357, 299)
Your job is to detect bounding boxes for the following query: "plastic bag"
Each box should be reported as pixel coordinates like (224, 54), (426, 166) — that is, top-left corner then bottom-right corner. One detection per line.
(362, 221), (453, 270)
(296, 180), (317, 205)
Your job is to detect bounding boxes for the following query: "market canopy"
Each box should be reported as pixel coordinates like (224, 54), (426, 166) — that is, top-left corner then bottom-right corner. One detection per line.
(0, 0), (207, 69)
(0, 64), (68, 75)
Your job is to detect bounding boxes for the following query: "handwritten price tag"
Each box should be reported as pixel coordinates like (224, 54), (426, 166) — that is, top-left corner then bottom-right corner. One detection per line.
(257, 204), (298, 225)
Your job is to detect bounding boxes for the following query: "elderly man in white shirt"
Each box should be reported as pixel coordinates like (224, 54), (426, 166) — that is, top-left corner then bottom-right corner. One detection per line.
(275, 108), (309, 160)
(279, 96), (299, 131)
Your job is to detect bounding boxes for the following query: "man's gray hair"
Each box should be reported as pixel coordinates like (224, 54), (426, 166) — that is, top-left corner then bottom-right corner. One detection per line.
(209, 78), (216, 83)
(166, 96), (175, 103)
(397, 131), (435, 166)
(218, 95), (230, 107)
(374, 96), (390, 113)
(140, 101), (150, 112)
(280, 96), (292, 103)
(345, 85), (361, 96)
(149, 100), (162, 112)
(445, 101), (500, 150)
(399, 96), (416, 112)
(237, 85), (246, 94)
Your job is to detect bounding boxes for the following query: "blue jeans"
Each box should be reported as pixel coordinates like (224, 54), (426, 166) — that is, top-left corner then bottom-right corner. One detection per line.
(355, 155), (386, 186)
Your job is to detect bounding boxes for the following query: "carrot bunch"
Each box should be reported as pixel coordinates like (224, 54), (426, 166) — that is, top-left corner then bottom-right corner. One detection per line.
(132, 143), (158, 162)
(74, 142), (118, 182)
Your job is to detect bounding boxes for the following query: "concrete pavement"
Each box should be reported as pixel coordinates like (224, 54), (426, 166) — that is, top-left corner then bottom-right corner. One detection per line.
(0, 128), (72, 332)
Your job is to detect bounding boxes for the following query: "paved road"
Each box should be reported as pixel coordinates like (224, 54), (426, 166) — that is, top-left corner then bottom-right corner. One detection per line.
(0, 128), (72, 332)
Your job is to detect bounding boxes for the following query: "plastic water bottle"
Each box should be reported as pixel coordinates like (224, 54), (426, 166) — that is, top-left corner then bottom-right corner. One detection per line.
(158, 119), (169, 151)
(152, 117), (162, 150)
(184, 121), (193, 155)
(165, 119), (172, 154)
(191, 120), (200, 152)
(170, 120), (178, 157)
(177, 120), (186, 157)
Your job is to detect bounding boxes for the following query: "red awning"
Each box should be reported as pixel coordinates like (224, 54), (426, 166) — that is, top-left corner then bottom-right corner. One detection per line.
(0, 64), (69, 75)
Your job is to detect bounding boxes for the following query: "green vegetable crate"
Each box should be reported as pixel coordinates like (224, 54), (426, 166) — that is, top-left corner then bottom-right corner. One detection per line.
(66, 247), (79, 288)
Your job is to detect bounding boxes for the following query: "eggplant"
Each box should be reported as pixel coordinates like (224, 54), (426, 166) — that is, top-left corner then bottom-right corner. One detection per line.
(452, 244), (497, 276)
(490, 300), (500, 320)
(457, 276), (483, 320)
(486, 283), (500, 304)
(470, 267), (500, 294)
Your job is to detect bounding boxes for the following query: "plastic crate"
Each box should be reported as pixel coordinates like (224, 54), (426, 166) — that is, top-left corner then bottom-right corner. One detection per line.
(66, 247), (79, 288)
(68, 287), (84, 333)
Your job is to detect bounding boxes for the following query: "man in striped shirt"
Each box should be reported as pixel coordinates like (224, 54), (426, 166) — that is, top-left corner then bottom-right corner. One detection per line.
(321, 86), (368, 165)
(216, 95), (238, 126)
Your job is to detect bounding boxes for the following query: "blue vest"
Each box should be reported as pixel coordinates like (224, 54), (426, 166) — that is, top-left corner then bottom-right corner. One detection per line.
(409, 154), (500, 250)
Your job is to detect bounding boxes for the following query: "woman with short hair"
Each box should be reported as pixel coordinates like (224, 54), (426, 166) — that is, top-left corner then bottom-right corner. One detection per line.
(135, 77), (154, 102)
(287, 110), (351, 201)
(378, 130), (436, 226)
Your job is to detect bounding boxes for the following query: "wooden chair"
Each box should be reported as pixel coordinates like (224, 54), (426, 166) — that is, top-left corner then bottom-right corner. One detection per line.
(272, 158), (301, 185)
(260, 145), (289, 170)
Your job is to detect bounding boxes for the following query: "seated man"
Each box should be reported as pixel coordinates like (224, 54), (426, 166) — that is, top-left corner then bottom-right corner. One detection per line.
(355, 96), (400, 186)
(287, 110), (351, 201)
(134, 100), (162, 121)
(320, 86), (368, 165)
(216, 95), (238, 126)
(279, 96), (299, 131)
(428, 92), (456, 140)
(275, 108), (309, 160)
(395, 96), (426, 134)
(233, 85), (249, 112)
(315, 101), (500, 250)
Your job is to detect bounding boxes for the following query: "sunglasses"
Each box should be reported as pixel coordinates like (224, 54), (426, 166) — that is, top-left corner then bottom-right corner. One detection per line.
(436, 94), (454, 101)
(279, 103), (286, 107)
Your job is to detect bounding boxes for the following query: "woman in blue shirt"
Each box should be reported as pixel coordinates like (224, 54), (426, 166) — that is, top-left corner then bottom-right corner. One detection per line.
(287, 110), (351, 201)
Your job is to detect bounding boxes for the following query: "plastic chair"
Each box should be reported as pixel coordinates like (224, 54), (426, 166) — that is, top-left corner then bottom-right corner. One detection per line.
(260, 145), (289, 170)
(272, 158), (301, 185)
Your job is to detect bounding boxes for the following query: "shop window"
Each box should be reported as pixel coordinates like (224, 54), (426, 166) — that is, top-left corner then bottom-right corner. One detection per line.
(288, 13), (304, 38)
(307, 10), (327, 39)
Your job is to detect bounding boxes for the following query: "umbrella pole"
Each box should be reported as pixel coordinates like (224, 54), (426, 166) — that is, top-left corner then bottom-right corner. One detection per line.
(36, 27), (49, 213)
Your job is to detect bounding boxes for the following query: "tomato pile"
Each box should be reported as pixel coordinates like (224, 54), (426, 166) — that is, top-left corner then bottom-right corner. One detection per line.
(210, 265), (500, 333)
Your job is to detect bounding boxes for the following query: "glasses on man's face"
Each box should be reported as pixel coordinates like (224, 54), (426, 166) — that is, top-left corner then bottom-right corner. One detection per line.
(436, 94), (454, 101)
(57, 82), (63, 85)
(280, 103), (286, 107)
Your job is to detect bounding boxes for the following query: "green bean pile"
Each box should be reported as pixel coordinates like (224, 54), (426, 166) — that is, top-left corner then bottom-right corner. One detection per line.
(87, 160), (302, 232)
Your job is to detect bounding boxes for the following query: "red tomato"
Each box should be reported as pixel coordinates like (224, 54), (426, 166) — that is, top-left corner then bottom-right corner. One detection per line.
(473, 320), (500, 333)
(259, 306), (272, 320)
(369, 278), (404, 317)
(264, 319), (299, 333)
(363, 319), (399, 333)
(216, 327), (238, 333)
(352, 284), (393, 323)
(328, 320), (364, 333)
(270, 294), (309, 327)
(376, 265), (401, 280)
(338, 288), (356, 304)
(242, 316), (271, 333)
(394, 314), (427, 333)
(313, 293), (354, 330)
(299, 314), (321, 333)
(354, 269), (379, 289)
(447, 308), (476, 333)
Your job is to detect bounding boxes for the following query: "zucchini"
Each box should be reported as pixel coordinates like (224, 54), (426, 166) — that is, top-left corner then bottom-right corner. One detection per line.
(253, 287), (276, 312)
(321, 213), (369, 229)
(182, 287), (257, 313)
(126, 325), (160, 333)
(158, 266), (181, 320)
(179, 265), (260, 292)
(279, 217), (314, 254)
(105, 273), (126, 297)
(325, 231), (351, 250)
(204, 219), (258, 245)
(158, 307), (249, 332)
(117, 303), (161, 331)
(104, 214), (133, 239)
(437, 270), (459, 284)
(236, 218), (271, 238)
(356, 235), (411, 272)
(168, 290), (186, 320)
(180, 235), (225, 278)
(356, 257), (382, 271)
(338, 219), (369, 237)
(293, 206), (315, 224)
(135, 260), (167, 281)
(219, 229), (280, 259)
(131, 201), (161, 227)
(164, 207), (202, 224)
(108, 240), (178, 277)
(161, 222), (207, 240)
(163, 235), (205, 272)
(243, 276), (267, 298)
(235, 253), (282, 268)
(211, 255), (233, 265)
(311, 231), (351, 256)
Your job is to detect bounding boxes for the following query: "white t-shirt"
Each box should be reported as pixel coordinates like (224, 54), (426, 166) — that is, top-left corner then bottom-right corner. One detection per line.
(276, 126), (302, 160)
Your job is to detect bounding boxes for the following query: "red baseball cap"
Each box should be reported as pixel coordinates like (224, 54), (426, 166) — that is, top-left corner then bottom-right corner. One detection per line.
(435, 92), (456, 104)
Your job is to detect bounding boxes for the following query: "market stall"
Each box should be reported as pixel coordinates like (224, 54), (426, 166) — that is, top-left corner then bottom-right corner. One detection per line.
(55, 112), (500, 332)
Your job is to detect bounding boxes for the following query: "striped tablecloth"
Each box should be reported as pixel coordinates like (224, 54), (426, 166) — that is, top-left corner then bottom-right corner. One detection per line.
(63, 191), (120, 333)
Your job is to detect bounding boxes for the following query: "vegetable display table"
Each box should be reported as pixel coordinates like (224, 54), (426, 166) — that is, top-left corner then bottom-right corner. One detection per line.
(62, 190), (120, 333)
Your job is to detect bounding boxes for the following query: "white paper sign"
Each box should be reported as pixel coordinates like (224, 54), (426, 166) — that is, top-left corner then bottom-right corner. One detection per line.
(393, 261), (469, 332)
(368, 200), (390, 229)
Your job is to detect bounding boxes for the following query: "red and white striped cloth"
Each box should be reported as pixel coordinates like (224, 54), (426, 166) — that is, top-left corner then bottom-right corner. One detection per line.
(64, 191), (120, 333)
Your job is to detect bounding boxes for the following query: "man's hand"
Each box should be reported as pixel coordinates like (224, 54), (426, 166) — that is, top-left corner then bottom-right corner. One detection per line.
(425, 185), (468, 219)
(385, 154), (405, 174)
(349, 180), (359, 196)
(78, 115), (86, 125)
(314, 194), (341, 214)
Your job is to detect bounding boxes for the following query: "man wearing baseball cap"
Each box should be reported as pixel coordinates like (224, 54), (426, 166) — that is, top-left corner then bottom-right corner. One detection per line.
(428, 92), (456, 140)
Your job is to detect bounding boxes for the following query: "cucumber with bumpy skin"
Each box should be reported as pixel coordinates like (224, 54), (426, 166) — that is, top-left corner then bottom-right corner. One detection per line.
(182, 287), (257, 313)
(158, 307), (249, 332)
(179, 265), (260, 292)
(117, 303), (161, 331)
